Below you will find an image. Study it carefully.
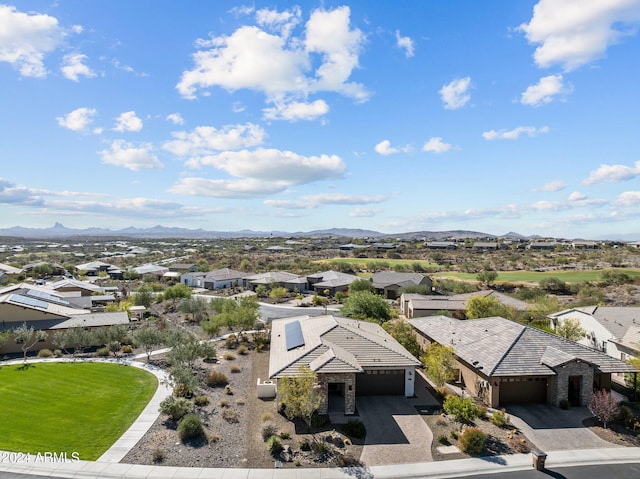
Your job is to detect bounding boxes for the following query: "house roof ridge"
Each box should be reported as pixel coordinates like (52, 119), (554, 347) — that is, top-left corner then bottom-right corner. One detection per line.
(487, 320), (527, 376)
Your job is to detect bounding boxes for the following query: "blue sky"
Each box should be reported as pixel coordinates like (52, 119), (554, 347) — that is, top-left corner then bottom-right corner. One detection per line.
(1, 1), (640, 238)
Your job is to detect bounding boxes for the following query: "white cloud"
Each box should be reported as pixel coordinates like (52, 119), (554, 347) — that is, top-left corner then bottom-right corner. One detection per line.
(176, 6), (369, 108)
(56, 107), (97, 132)
(100, 140), (163, 171)
(163, 123), (266, 157)
(190, 149), (345, 185)
(533, 180), (566, 192)
(0, 5), (67, 77)
(263, 99), (329, 121)
(255, 6), (301, 38)
(166, 113), (184, 125)
(374, 140), (412, 156)
(483, 125), (549, 140)
(169, 177), (287, 198)
(61, 53), (95, 81)
(583, 161), (640, 185)
(422, 137), (452, 153)
(263, 199), (308, 209)
(568, 191), (587, 201)
(521, 74), (570, 106)
(519, 0), (640, 71)
(616, 191), (640, 206)
(113, 111), (143, 132)
(302, 193), (386, 205)
(349, 207), (381, 217)
(395, 30), (415, 58)
(0, 178), (44, 206)
(439, 77), (471, 110)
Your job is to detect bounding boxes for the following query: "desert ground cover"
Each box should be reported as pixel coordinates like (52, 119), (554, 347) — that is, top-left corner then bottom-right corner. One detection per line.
(317, 257), (440, 270)
(0, 362), (157, 460)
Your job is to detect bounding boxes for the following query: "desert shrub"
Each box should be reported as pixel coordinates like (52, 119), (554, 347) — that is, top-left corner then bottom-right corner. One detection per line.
(178, 414), (204, 442)
(490, 409), (510, 428)
(437, 434), (450, 445)
(436, 386), (448, 398)
(206, 370), (228, 387)
(280, 431), (291, 439)
(222, 408), (239, 423)
(336, 453), (360, 467)
(237, 344), (248, 355)
(509, 437), (530, 453)
(443, 395), (480, 424)
(219, 399), (230, 408)
(313, 441), (332, 454)
(208, 433), (220, 443)
(236, 397), (246, 406)
(37, 348), (53, 358)
(343, 438), (352, 446)
(261, 412), (273, 422)
(225, 335), (236, 349)
(262, 421), (278, 441)
(152, 449), (164, 463)
(310, 412), (328, 429)
(173, 383), (192, 398)
(342, 419), (366, 439)
(159, 396), (191, 421)
(477, 405), (488, 419)
(450, 430), (458, 440)
(300, 438), (312, 451)
(224, 384), (233, 395)
(53, 349), (62, 357)
(96, 347), (110, 357)
(458, 427), (486, 454)
(120, 344), (133, 354)
(618, 405), (633, 425)
(253, 331), (269, 352)
(267, 435), (283, 455)
(230, 364), (241, 373)
(224, 352), (236, 360)
(193, 395), (209, 406)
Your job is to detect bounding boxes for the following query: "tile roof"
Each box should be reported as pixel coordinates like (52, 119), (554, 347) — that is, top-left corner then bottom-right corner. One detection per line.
(409, 316), (638, 377)
(372, 271), (429, 289)
(550, 306), (640, 340)
(204, 268), (246, 281)
(269, 315), (421, 379)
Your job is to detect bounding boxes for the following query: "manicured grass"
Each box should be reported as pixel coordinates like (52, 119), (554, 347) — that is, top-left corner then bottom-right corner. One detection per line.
(317, 257), (440, 269)
(0, 362), (157, 460)
(432, 268), (640, 283)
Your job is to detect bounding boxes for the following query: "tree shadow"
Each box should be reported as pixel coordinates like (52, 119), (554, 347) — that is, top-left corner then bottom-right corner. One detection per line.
(17, 363), (34, 371)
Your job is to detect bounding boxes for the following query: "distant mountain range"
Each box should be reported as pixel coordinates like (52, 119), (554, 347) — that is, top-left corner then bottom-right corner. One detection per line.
(0, 222), (636, 241)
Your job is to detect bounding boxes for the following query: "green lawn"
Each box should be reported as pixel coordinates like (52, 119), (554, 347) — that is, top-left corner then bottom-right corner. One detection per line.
(317, 257), (440, 269)
(0, 362), (157, 460)
(432, 268), (640, 283)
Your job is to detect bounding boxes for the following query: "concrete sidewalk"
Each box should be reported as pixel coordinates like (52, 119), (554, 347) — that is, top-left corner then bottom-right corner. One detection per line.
(0, 447), (638, 478)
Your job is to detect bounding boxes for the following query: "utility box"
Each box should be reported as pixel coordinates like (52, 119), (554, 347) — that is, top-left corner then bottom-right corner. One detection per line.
(256, 378), (277, 399)
(532, 450), (547, 471)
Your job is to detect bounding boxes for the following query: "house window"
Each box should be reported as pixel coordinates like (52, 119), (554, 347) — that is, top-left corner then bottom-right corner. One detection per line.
(602, 342), (608, 353)
(621, 353), (627, 361)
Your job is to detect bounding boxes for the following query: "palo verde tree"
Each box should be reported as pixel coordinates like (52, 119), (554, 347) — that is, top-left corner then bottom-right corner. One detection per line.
(162, 283), (192, 307)
(202, 296), (259, 339)
(348, 278), (375, 294)
(132, 284), (154, 309)
(277, 366), (323, 433)
(555, 318), (586, 342)
(421, 343), (457, 387)
(466, 295), (513, 320)
(179, 296), (210, 322)
(382, 320), (421, 358)
(13, 323), (48, 361)
(340, 290), (391, 322)
(476, 270), (498, 287)
(133, 326), (167, 361)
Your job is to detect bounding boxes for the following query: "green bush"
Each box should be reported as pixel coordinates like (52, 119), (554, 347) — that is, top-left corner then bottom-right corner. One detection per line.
(300, 438), (311, 451)
(173, 383), (192, 398)
(37, 348), (53, 358)
(458, 427), (486, 454)
(120, 344), (133, 354)
(341, 419), (366, 439)
(206, 370), (228, 387)
(559, 399), (569, 410)
(618, 405), (633, 425)
(193, 395), (209, 406)
(450, 430), (458, 440)
(267, 435), (283, 454)
(178, 413), (204, 442)
(96, 347), (110, 357)
(237, 344), (248, 355)
(490, 409), (510, 428)
(224, 352), (236, 360)
(437, 434), (450, 445)
(443, 395), (480, 424)
(222, 408), (239, 423)
(53, 349), (62, 357)
(159, 396), (192, 421)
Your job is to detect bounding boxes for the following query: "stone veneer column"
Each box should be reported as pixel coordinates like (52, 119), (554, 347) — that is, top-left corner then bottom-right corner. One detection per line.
(553, 361), (594, 407)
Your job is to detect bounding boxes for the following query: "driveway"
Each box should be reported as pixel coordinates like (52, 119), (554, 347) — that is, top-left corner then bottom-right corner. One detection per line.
(506, 404), (622, 452)
(356, 395), (433, 466)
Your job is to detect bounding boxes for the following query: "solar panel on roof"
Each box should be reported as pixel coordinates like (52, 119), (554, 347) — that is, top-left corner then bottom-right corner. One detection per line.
(26, 289), (69, 305)
(10, 294), (49, 310)
(285, 320), (305, 350)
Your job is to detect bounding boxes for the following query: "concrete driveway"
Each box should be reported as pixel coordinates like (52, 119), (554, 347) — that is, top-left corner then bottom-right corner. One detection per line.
(356, 396), (433, 467)
(506, 404), (622, 452)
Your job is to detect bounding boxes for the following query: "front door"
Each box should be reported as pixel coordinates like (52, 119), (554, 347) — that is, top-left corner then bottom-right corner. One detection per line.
(568, 376), (582, 406)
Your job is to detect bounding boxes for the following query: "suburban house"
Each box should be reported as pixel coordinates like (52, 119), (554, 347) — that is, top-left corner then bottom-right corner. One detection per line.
(269, 315), (421, 415)
(549, 306), (640, 382)
(75, 260), (113, 276)
(372, 271), (432, 299)
(132, 263), (169, 279)
(571, 240), (600, 250)
(181, 268), (246, 290)
(409, 316), (638, 408)
(306, 270), (360, 296)
(243, 271), (301, 291)
(169, 263), (197, 273)
(47, 278), (116, 309)
(425, 241), (457, 250)
(400, 290), (528, 318)
(0, 283), (129, 355)
(0, 262), (23, 284)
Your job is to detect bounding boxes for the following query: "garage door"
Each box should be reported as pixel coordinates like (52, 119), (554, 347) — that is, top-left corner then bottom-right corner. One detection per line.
(356, 370), (405, 396)
(500, 378), (547, 405)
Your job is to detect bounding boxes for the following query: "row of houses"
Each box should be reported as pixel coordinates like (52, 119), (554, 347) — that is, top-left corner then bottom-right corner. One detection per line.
(268, 313), (638, 416)
(425, 240), (606, 250)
